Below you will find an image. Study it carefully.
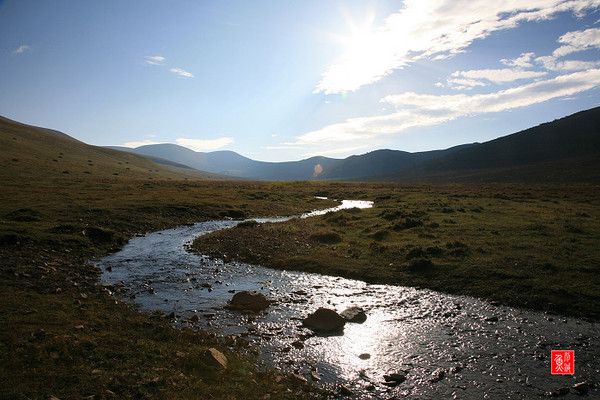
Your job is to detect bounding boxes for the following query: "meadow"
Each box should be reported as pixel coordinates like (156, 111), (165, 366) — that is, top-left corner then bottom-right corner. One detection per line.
(2, 120), (599, 397)
(193, 184), (600, 320)
(0, 173), (336, 400)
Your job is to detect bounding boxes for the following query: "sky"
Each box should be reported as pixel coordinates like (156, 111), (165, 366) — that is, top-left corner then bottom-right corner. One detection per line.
(1, 0), (600, 162)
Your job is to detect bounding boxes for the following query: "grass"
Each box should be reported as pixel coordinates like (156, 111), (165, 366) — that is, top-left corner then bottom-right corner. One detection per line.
(2, 116), (600, 398)
(0, 115), (339, 399)
(193, 184), (600, 320)
(0, 176), (339, 399)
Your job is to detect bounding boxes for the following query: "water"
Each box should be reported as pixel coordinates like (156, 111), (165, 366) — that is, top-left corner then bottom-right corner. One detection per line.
(97, 200), (599, 399)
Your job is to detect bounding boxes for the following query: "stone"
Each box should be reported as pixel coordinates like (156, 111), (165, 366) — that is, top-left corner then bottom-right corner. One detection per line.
(339, 385), (353, 396)
(340, 306), (367, 323)
(201, 348), (228, 370)
(485, 316), (499, 322)
(384, 372), (406, 383)
(227, 291), (270, 312)
(573, 382), (589, 394)
(450, 365), (463, 373)
(430, 368), (446, 383)
(302, 308), (346, 333)
(358, 353), (370, 360)
(311, 371), (320, 381)
(291, 373), (307, 384)
(291, 340), (304, 349)
(189, 314), (199, 323)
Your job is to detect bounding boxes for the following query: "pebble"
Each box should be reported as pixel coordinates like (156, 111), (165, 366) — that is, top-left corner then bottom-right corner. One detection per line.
(430, 368), (446, 383)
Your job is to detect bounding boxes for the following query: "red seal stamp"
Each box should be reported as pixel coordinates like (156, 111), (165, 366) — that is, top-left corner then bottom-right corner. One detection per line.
(551, 350), (574, 375)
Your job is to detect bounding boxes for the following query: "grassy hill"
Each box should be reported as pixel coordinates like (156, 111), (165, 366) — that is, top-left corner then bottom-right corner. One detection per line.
(407, 107), (600, 182)
(0, 116), (218, 181)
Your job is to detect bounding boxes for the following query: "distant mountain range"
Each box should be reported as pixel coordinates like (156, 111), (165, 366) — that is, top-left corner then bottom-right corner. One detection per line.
(110, 106), (600, 182)
(108, 144), (340, 180)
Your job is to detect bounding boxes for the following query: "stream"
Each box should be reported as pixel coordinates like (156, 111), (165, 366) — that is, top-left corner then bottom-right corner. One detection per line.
(97, 199), (599, 399)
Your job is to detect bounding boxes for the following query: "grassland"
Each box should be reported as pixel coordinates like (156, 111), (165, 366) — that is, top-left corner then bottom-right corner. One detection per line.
(0, 117), (340, 399)
(193, 184), (600, 320)
(2, 116), (600, 399)
(0, 176), (341, 399)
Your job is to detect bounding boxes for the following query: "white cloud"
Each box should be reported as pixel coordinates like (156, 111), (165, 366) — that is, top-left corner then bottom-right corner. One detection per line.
(170, 67), (194, 78)
(13, 45), (30, 54)
(553, 27), (600, 57)
(316, 0), (600, 94)
(446, 77), (488, 90)
(303, 144), (372, 158)
(451, 68), (547, 84)
(500, 52), (536, 68)
(533, 27), (600, 71)
(144, 55), (166, 65)
(122, 140), (164, 148)
(294, 69), (600, 150)
(176, 137), (233, 151)
(537, 56), (600, 71)
(122, 137), (234, 151)
(384, 69), (600, 113)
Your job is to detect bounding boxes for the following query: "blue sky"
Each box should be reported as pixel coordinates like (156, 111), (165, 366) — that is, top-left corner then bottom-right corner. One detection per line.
(1, 0), (600, 161)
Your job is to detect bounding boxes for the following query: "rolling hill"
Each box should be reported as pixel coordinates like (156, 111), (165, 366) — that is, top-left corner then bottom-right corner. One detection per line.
(110, 106), (600, 182)
(109, 143), (341, 180)
(0, 116), (220, 181)
(4, 106), (599, 183)
(390, 106), (600, 182)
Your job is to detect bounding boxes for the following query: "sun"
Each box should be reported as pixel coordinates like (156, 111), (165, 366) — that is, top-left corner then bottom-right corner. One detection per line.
(318, 9), (396, 94)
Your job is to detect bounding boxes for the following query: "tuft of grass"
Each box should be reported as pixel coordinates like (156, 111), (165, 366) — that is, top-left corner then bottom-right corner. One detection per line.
(310, 231), (342, 244)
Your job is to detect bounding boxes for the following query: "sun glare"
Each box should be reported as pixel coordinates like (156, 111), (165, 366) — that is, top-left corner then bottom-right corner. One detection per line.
(318, 9), (397, 94)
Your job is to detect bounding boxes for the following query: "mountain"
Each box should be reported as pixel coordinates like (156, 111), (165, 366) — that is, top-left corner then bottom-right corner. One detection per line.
(111, 107), (600, 182)
(320, 144), (476, 180)
(389, 106), (600, 182)
(109, 143), (341, 180)
(0, 116), (220, 181)
(6, 106), (598, 183)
